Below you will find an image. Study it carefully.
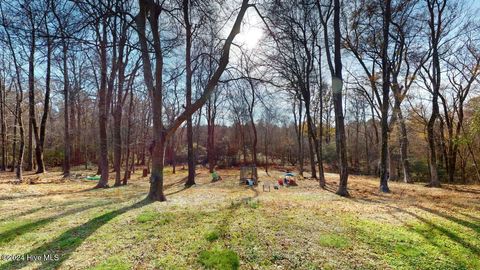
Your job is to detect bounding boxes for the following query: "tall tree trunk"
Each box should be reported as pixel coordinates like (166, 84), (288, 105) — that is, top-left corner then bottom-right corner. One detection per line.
(184, 0), (195, 186)
(332, 0), (349, 196)
(379, 0), (391, 193)
(62, 42), (71, 177)
(95, 19), (109, 188)
(26, 28), (37, 172)
(425, 0), (444, 188)
(36, 33), (52, 174)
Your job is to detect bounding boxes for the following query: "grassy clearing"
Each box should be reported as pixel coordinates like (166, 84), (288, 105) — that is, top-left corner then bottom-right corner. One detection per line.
(0, 168), (479, 269)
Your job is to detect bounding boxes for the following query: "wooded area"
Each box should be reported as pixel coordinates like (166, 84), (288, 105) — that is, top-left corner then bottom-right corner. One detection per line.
(0, 0), (479, 269)
(0, 0), (479, 199)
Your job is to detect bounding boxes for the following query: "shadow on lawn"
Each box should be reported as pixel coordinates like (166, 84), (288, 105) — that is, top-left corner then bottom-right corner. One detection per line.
(0, 206), (47, 223)
(416, 205), (480, 234)
(0, 200), (116, 246)
(0, 187), (97, 201)
(442, 185), (480, 195)
(386, 205), (480, 255)
(0, 199), (151, 270)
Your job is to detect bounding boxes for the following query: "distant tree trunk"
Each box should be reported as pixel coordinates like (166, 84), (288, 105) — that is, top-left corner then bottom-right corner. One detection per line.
(16, 92), (25, 181)
(264, 124), (269, 173)
(207, 98), (216, 173)
(112, 108), (122, 186)
(239, 122), (247, 164)
(293, 97), (304, 176)
(11, 101), (17, 172)
(123, 90), (134, 185)
(354, 114), (360, 171)
(247, 80), (258, 167)
(397, 109), (412, 183)
(363, 106), (371, 174)
(308, 134), (317, 179)
(0, 77), (5, 171)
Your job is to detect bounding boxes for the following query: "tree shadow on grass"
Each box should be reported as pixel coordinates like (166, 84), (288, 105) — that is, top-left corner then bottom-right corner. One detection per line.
(385, 205), (480, 255)
(0, 199), (151, 270)
(0, 199), (106, 223)
(442, 185), (480, 195)
(415, 205), (480, 234)
(380, 206), (470, 268)
(0, 187), (98, 201)
(0, 200), (115, 247)
(0, 206), (47, 223)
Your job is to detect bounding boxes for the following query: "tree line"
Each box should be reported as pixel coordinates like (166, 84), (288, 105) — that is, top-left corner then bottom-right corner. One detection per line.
(0, 0), (479, 201)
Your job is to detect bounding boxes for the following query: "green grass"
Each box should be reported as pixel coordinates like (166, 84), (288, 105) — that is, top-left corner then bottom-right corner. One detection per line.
(318, 234), (350, 248)
(90, 256), (131, 270)
(136, 210), (175, 225)
(205, 230), (221, 242)
(350, 215), (480, 270)
(198, 249), (240, 270)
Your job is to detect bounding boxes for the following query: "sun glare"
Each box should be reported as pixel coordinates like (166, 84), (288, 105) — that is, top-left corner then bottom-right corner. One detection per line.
(236, 26), (263, 49)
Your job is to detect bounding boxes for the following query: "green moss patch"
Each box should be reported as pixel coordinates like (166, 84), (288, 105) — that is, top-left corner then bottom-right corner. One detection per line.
(198, 249), (240, 270)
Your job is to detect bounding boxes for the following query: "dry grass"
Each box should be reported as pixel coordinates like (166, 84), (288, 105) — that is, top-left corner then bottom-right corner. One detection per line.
(0, 167), (479, 269)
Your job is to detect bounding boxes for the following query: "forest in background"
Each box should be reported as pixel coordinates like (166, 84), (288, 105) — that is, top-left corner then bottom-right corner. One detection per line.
(0, 0), (479, 201)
